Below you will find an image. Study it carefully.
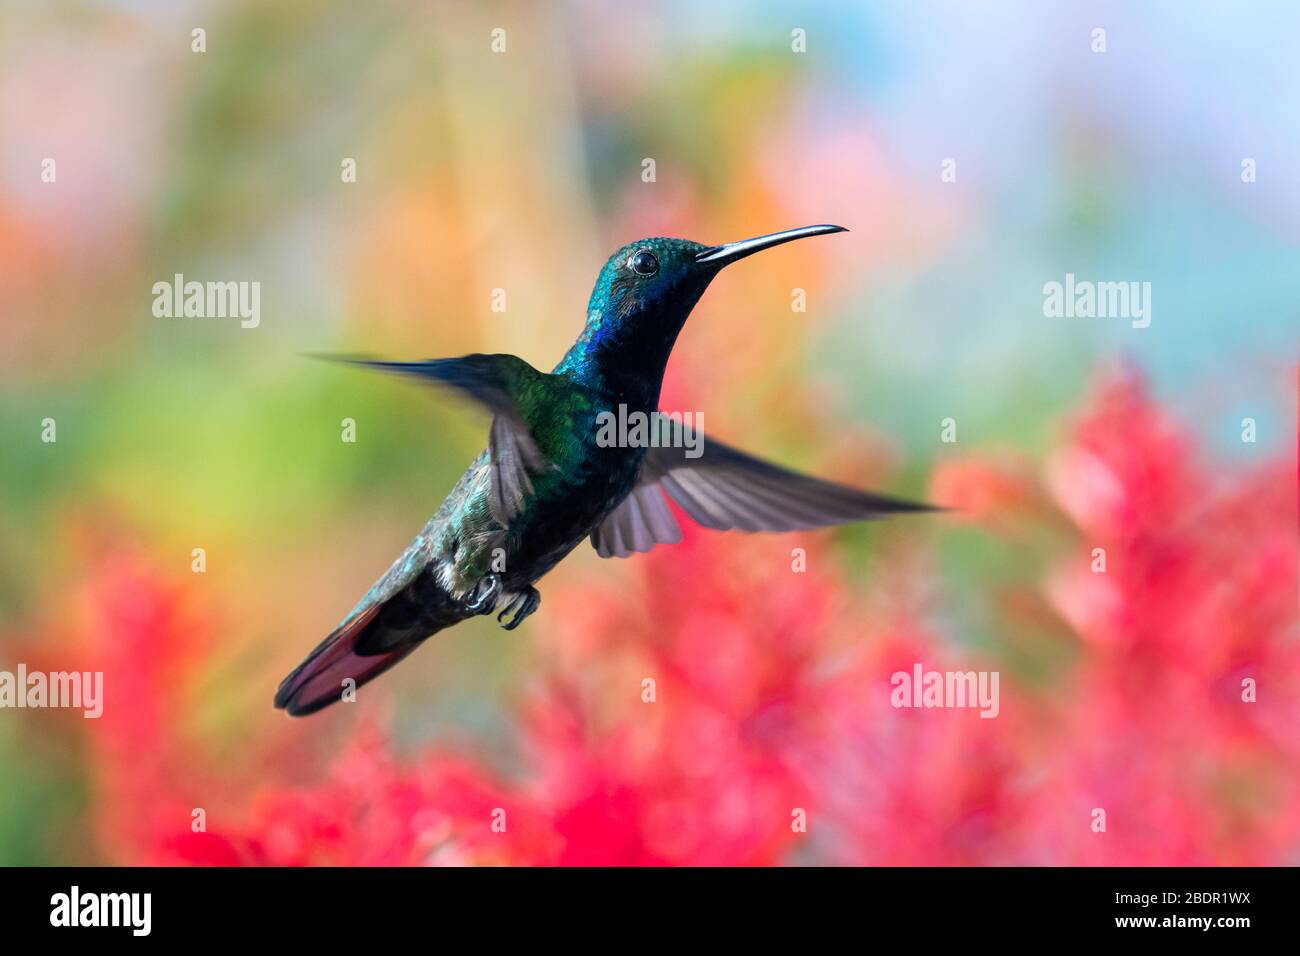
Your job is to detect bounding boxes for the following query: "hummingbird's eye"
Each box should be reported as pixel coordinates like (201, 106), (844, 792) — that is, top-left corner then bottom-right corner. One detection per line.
(628, 250), (659, 276)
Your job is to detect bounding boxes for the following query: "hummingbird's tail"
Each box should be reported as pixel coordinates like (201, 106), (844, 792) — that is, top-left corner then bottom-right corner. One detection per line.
(274, 570), (472, 717)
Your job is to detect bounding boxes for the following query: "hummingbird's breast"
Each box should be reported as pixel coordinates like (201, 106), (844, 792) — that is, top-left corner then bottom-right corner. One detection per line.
(496, 411), (646, 587)
(432, 406), (646, 594)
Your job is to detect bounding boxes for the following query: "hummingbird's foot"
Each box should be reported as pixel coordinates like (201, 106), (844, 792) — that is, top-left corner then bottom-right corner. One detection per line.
(464, 574), (502, 615)
(496, 586), (541, 631)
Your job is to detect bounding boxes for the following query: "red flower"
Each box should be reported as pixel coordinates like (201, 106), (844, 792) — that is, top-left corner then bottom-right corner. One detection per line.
(1029, 367), (1299, 864)
(57, 364), (1298, 866)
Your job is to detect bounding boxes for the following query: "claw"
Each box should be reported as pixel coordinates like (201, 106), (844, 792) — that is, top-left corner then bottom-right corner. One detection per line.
(464, 574), (502, 614)
(495, 594), (519, 622)
(497, 587), (540, 631)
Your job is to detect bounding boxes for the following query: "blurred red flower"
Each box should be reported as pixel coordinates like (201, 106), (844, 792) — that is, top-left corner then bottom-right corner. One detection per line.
(60, 365), (1297, 865)
(1029, 366), (1299, 864)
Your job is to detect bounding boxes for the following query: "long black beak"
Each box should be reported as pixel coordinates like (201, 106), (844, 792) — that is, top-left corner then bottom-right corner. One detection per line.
(694, 224), (847, 266)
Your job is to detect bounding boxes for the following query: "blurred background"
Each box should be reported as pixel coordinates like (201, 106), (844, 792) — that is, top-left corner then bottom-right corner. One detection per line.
(0, 0), (1295, 865)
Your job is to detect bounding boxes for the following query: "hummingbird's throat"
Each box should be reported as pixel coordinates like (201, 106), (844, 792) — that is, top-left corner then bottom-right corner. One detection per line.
(556, 295), (701, 405)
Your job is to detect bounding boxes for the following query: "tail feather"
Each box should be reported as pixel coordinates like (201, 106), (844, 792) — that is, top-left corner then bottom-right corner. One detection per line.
(275, 570), (473, 717)
(274, 606), (411, 716)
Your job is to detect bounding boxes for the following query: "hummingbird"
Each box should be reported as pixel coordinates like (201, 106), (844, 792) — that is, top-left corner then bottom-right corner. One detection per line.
(275, 225), (935, 716)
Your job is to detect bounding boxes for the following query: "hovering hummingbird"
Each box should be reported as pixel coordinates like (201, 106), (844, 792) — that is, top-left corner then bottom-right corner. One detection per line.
(276, 225), (935, 716)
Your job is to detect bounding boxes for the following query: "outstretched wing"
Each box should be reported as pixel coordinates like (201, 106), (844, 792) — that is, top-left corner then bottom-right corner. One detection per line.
(589, 481), (684, 558)
(324, 353), (553, 523)
(591, 433), (937, 558)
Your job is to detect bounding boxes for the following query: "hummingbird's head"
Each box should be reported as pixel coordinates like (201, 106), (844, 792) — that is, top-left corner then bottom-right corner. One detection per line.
(588, 224), (848, 325)
(564, 225), (847, 399)
(586, 236), (711, 327)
